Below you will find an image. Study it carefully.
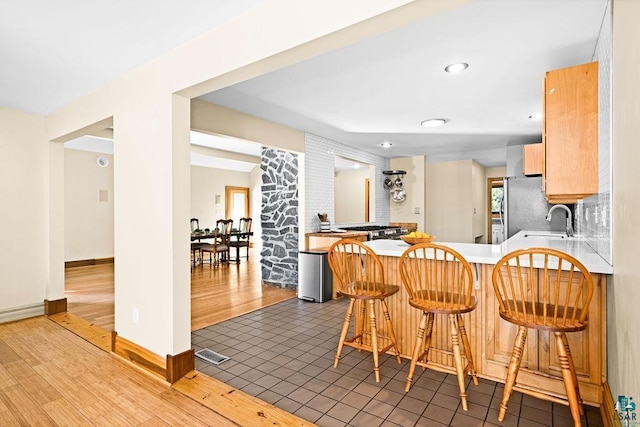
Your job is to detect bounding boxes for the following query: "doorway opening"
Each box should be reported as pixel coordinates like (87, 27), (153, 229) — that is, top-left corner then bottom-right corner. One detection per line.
(225, 186), (250, 226)
(487, 177), (504, 244)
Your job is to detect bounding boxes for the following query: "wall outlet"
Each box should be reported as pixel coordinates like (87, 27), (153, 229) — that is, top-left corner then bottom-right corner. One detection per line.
(414, 207), (421, 214)
(133, 308), (139, 324)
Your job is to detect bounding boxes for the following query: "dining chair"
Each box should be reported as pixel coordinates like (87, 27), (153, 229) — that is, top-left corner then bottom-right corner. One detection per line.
(202, 219), (233, 265)
(492, 247), (594, 426)
(398, 243), (479, 410)
(327, 239), (401, 382)
(229, 217), (252, 261)
(200, 229), (224, 266)
(190, 218), (202, 266)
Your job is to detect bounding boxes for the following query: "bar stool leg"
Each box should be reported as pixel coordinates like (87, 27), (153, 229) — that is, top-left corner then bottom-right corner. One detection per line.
(422, 312), (435, 368)
(457, 314), (479, 386)
(357, 300), (366, 348)
(368, 299), (380, 382)
(555, 332), (582, 426)
(334, 299), (355, 369)
(380, 299), (401, 364)
(406, 312), (428, 392)
(450, 314), (468, 411)
(560, 332), (584, 415)
(499, 326), (528, 421)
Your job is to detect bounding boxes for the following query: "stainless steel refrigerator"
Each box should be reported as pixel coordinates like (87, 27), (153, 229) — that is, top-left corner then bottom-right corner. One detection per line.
(502, 176), (569, 240)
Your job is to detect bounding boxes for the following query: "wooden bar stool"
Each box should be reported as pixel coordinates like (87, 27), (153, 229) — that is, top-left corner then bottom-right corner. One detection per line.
(398, 243), (479, 411)
(327, 239), (402, 382)
(492, 247), (594, 427)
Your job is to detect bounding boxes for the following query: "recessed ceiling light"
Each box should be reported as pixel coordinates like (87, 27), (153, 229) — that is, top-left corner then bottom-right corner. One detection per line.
(528, 113), (542, 120)
(444, 62), (469, 73)
(380, 141), (393, 148)
(421, 118), (448, 128)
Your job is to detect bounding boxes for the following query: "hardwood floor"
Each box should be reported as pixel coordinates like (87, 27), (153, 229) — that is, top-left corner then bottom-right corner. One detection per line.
(0, 316), (237, 426)
(64, 248), (297, 333)
(65, 263), (115, 331)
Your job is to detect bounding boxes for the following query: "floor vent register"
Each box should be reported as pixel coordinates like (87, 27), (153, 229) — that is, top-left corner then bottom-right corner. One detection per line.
(195, 348), (229, 365)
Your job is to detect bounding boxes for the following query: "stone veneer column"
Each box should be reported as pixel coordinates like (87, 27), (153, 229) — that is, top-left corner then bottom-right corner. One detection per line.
(260, 147), (299, 288)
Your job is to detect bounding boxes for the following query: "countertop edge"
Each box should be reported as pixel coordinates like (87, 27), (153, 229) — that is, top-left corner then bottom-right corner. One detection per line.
(365, 231), (613, 274)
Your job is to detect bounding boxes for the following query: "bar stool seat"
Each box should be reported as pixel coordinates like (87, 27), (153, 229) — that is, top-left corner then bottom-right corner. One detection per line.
(399, 243), (479, 411)
(327, 239), (402, 383)
(492, 247), (594, 427)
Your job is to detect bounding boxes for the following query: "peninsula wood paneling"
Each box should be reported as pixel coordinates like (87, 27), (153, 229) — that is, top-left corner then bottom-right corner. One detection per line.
(370, 256), (606, 405)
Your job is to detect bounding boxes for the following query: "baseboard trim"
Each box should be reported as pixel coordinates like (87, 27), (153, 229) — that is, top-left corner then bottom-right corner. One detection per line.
(602, 380), (622, 427)
(65, 257), (114, 268)
(44, 298), (67, 315)
(112, 332), (167, 380)
(166, 349), (195, 384)
(0, 303), (44, 324)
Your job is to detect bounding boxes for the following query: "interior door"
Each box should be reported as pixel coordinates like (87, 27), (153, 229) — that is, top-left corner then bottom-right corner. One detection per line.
(225, 186), (250, 227)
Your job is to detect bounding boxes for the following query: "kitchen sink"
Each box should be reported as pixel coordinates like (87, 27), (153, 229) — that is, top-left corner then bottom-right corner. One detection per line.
(523, 233), (566, 239)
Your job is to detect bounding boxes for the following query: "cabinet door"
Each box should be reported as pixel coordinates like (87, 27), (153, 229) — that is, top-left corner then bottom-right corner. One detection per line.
(537, 273), (604, 404)
(483, 265), (538, 379)
(544, 62), (598, 201)
(523, 143), (543, 176)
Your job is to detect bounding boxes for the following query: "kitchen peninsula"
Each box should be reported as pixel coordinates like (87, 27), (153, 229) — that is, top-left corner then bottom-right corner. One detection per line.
(359, 231), (611, 406)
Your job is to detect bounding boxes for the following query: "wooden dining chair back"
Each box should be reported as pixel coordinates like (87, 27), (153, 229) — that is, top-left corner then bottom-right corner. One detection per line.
(229, 217), (252, 260)
(492, 247), (594, 425)
(398, 243), (478, 409)
(216, 219), (233, 262)
(190, 218), (202, 266)
(327, 239), (401, 382)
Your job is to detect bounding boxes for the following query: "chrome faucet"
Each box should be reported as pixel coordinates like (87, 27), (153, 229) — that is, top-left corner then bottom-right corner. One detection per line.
(546, 204), (574, 237)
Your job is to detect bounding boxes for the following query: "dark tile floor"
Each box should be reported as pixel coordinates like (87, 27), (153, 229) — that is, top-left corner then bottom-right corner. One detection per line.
(191, 298), (604, 427)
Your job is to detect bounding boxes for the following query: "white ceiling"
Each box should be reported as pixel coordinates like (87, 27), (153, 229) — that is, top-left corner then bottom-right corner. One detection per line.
(0, 0), (264, 114)
(2, 0), (607, 168)
(201, 0), (608, 167)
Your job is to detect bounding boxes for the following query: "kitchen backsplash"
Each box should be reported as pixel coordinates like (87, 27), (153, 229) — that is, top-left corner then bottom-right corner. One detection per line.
(304, 133), (390, 232)
(577, 193), (611, 265)
(577, 0), (612, 265)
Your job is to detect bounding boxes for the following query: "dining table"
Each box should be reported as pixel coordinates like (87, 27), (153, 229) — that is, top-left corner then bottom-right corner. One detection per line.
(190, 230), (254, 264)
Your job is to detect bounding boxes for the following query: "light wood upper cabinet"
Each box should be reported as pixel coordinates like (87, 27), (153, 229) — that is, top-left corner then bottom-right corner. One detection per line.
(543, 62), (598, 203)
(523, 143), (543, 176)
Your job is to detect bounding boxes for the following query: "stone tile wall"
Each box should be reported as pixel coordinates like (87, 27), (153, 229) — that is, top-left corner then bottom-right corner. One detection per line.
(260, 147), (299, 288)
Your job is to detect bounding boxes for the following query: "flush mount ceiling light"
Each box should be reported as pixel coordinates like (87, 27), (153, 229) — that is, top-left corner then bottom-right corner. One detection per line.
(444, 62), (469, 73)
(420, 118), (448, 128)
(528, 113), (543, 120)
(380, 141), (393, 148)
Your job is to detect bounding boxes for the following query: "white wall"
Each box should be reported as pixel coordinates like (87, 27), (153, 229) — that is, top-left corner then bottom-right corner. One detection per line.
(425, 159), (474, 243)
(190, 165), (253, 229)
(249, 165), (262, 249)
(390, 156), (425, 230)
(64, 149), (114, 261)
(0, 108), (48, 318)
(485, 167), (506, 179)
(471, 160), (485, 242)
(334, 168), (369, 223)
(610, 0), (640, 405)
